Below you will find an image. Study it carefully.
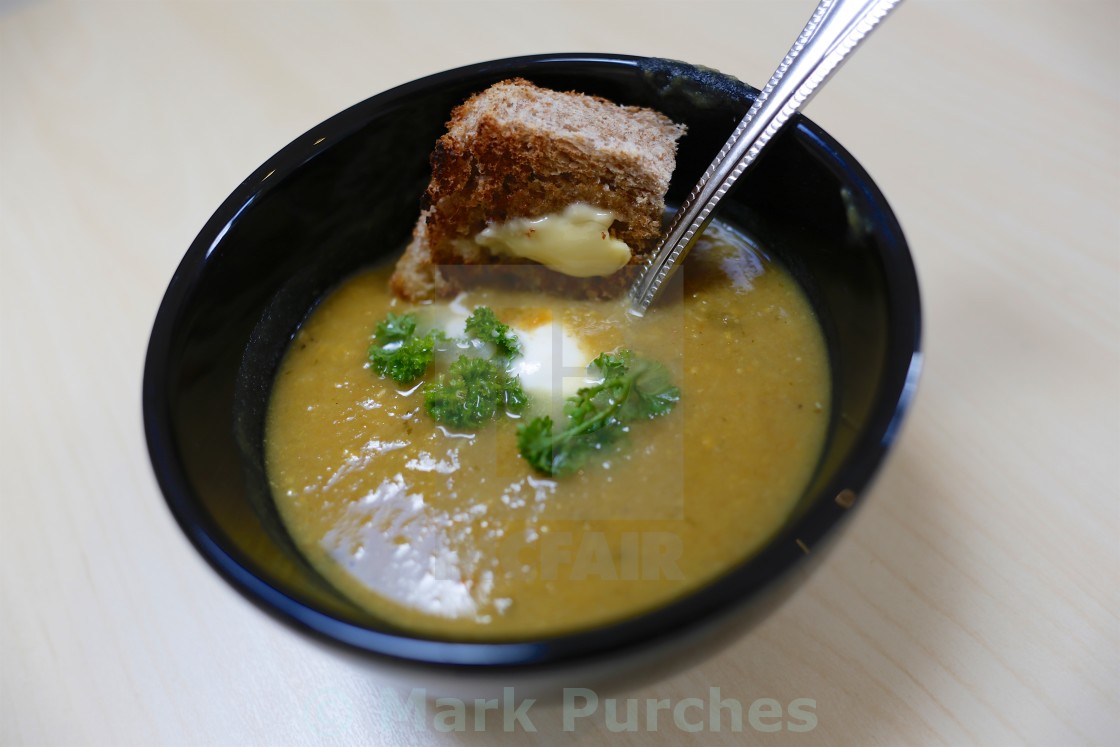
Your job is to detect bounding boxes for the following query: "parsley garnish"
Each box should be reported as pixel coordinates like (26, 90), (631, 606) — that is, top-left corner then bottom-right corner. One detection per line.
(424, 355), (529, 427)
(424, 308), (527, 426)
(367, 310), (681, 463)
(463, 306), (521, 359)
(516, 350), (680, 476)
(368, 306), (528, 427)
(368, 312), (442, 384)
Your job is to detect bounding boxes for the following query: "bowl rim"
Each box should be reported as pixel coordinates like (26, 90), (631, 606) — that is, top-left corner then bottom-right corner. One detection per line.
(143, 52), (922, 670)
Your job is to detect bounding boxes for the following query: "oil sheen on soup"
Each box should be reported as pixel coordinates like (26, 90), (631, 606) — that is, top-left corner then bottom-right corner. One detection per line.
(265, 220), (831, 639)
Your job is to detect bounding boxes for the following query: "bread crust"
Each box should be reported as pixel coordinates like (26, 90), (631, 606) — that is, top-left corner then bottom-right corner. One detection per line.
(391, 78), (685, 301)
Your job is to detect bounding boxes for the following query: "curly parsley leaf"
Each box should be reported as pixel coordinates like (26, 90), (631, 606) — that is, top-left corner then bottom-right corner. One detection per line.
(368, 312), (441, 384)
(425, 355), (528, 427)
(375, 312), (417, 343)
(515, 416), (557, 474)
(463, 306), (521, 359)
(516, 350), (680, 476)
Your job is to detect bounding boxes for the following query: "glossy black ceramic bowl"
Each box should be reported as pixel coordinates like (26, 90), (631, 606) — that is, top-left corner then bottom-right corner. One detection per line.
(143, 54), (920, 687)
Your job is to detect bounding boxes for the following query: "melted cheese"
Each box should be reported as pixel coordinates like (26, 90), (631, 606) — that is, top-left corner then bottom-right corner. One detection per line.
(475, 203), (631, 277)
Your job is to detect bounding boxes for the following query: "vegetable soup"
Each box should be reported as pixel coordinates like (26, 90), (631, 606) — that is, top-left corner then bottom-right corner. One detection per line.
(265, 220), (830, 639)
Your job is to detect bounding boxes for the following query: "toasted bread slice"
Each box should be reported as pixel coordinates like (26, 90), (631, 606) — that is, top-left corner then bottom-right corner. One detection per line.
(390, 78), (685, 301)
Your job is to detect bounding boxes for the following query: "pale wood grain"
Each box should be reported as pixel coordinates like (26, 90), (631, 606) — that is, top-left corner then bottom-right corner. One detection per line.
(2, 0), (1117, 744)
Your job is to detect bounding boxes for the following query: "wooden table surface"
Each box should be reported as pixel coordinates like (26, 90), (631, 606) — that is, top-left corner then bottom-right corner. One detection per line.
(3, 1), (1117, 744)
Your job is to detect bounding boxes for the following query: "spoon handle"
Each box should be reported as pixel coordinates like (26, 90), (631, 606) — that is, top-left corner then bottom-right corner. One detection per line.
(629, 0), (902, 314)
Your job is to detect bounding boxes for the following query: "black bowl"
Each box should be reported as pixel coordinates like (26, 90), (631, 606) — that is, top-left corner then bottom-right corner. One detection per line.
(143, 54), (920, 683)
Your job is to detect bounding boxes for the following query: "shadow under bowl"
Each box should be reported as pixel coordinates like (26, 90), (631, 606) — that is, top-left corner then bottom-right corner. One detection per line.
(143, 53), (921, 684)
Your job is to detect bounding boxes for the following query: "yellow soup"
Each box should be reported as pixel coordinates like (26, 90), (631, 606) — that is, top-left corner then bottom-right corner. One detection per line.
(265, 221), (830, 639)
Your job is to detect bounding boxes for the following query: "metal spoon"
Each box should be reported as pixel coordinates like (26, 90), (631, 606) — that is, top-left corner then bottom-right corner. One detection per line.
(629, 0), (903, 314)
